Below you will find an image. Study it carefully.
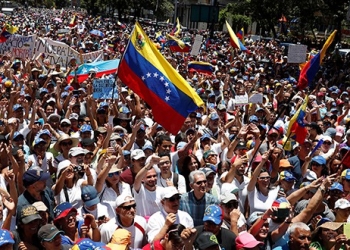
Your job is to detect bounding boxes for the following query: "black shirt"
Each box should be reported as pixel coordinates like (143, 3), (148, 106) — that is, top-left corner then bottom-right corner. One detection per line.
(195, 225), (237, 250)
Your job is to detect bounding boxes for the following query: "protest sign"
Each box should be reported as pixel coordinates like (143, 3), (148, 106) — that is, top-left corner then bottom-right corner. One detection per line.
(0, 35), (36, 59)
(234, 94), (249, 106)
(190, 35), (203, 56)
(93, 78), (118, 99)
(76, 50), (104, 64)
(287, 44), (307, 63)
(249, 93), (263, 103)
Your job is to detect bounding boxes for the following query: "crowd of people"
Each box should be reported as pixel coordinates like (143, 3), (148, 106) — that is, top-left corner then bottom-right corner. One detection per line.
(0, 5), (350, 250)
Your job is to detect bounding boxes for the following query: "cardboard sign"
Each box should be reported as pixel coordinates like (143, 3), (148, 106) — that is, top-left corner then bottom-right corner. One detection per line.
(0, 35), (36, 59)
(93, 78), (118, 99)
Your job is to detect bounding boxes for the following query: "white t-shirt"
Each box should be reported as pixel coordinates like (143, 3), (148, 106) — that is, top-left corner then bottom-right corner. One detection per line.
(77, 203), (109, 221)
(100, 215), (147, 249)
(99, 182), (132, 215)
(133, 185), (164, 218)
(196, 143), (222, 162)
(156, 172), (186, 194)
(248, 186), (279, 215)
(55, 178), (85, 209)
(147, 209), (194, 242)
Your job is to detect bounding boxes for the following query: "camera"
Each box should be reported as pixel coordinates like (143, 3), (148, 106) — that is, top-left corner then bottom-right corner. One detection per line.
(273, 208), (290, 218)
(73, 165), (83, 172)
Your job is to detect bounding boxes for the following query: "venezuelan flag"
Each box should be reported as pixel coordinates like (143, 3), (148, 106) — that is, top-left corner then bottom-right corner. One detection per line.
(118, 22), (203, 134)
(236, 28), (244, 45)
(69, 15), (77, 27)
(188, 61), (214, 75)
(297, 30), (336, 90)
(286, 95), (309, 144)
(0, 24), (18, 43)
(167, 34), (190, 52)
(226, 21), (248, 51)
(171, 18), (181, 37)
(117, 21), (126, 29)
(156, 31), (166, 43)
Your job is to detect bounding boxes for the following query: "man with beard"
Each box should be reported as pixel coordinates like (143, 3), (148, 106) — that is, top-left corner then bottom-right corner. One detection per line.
(100, 194), (147, 248)
(17, 170), (55, 223)
(146, 186), (193, 242)
(133, 154), (164, 218)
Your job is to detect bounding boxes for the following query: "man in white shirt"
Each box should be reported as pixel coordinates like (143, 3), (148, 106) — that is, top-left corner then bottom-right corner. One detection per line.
(100, 194), (147, 248)
(146, 186), (193, 242)
(133, 155), (164, 218)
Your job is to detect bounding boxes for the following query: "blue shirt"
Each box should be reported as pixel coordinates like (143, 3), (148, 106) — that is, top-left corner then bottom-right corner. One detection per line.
(179, 191), (218, 226)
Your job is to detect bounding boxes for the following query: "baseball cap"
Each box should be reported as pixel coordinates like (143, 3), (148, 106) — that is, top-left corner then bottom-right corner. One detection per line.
(220, 193), (237, 203)
(80, 124), (92, 133)
(161, 186), (180, 200)
(236, 232), (263, 250)
(217, 104), (226, 111)
(312, 155), (326, 165)
(38, 225), (63, 242)
(199, 167), (216, 177)
(69, 147), (86, 157)
(203, 205), (222, 225)
(330, 182), (343, 192)
(13, 131), (24, 141)
(81, 185), (100, 207)
(0, 229), (14, 246)
(268, 128), (279, 135)
(13, 104), (23, 111)
(247, 212), (265, 226)
(81, 138), (95, 147)
(342, 169), (350, 180)
(108, 228), (131, 248)
(131, 149), (145, 160)
(203, 150), (216, 160)
(336, 126), (345, 137)
(305, 170), (317, 181)
(200, 134), (211, 142)
(23, 170), (50, 187)
(69, 113), (79, 120)
(324, 128), (336, 138)
(32, 201), (48, 212)
(72, 238), (107, 250)
(60, 118), (71, 125)
(280, 170), (296, 182)
(47, 113), (60, 121)
(235, 141), (247, 150)
(53, 202), (77, 221)
(279, 159), (292, 168)
(20, 205), (42, 224)
(116, 194), (135, 207)
(195, 232), (220, 250)
(249, 115), (259, 123)
(335, 199), (350, 209)
(209, 113), (219, 120)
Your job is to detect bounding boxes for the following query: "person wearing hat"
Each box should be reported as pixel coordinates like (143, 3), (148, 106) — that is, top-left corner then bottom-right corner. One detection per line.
(59, 118), (72, 136)
(12, 205), (43, 250)
(278, 170), (297, 196)
(196, 133), (227, 163)
(333, 198), (350, 222)
(79, 124), (93, 140)
(38, 224), (71, 250)
(220, 192), (246, 235)
(100, 194), (147, 248)
(319, 135), (335, 160)
(0, 229), (15, 250)
(308, 155), (327, 179)
(202, 150), (218, 167)
(156, 152), (186, 194)
(54, 156), (94, 209)
(258, 127), (283, 155)
(147, 186), (193, 242)
(17, 169), (54, 223)
(53, 202), (100, 246)
(310, 222), (349, 250)
(53, 134), (79, 168)
(235, 232), (263, 250)
(192, 205), (236, 250)
(33, 201), (49, 225)
(67, 113), (80, 132)
(77, 185), (109, 226)
(194, 231), (220, 250)
(201, 112), (223, 142)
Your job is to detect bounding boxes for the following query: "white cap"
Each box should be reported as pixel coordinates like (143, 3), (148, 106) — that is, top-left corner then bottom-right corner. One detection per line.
(116, 194), (135, 207)
(131, 149), (145, 160)
(335, 198), (350, 209)
(161, 186), (179, 200)
(47, 113), (60, 121)
(305, 170), (317, 181)
(60, 118), (71, 125)
(57, 159), (71, 177)
(69, 147), (86, 157)
(220, 193), (237, 203)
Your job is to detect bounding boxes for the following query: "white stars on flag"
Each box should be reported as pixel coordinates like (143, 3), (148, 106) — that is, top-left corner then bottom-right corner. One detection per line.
(141, 72), (173, 103)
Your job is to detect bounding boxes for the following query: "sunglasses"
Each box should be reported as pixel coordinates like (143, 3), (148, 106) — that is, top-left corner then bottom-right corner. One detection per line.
(166, 195), (181, 202)
(61, 123), (70, 127)
(195, 180), (207, 185)
(224, 201), (238, 209)
(61, 141), (73, 146)
(121, 204), (136, 210)
(108, 171), (120, 178)
(324, 141), (332, 145)
(312, 162), (322, 167)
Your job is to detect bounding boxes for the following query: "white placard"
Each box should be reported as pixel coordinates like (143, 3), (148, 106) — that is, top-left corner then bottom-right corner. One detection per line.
(190, 34), (203, 56)
(235, 94), (249, 106)
(287, 44), (307, 63)
(249, 93), (263, 103)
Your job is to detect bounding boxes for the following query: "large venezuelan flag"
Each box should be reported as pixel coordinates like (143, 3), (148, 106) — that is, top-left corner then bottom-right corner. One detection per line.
(297, 30), (336, 90)
(286, 95), (309, 144)
(226, 21), (248, 51)
(118, 22), (204, 134)
(188, 61), (214, 75)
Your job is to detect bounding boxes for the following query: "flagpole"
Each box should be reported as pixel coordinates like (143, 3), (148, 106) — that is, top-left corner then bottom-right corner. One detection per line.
(111, 22), (136, 104)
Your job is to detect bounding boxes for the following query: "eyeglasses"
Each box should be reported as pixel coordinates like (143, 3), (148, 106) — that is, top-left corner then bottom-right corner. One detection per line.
(324, 141), (332, 145)
(312, 162), (322, 167)
(108, 171), (120, 178)
(121, 204), (136, 210)
(195, 180), (207, 185)
(258, 176), (271, 180)
(166, 195), (181, 202)
(209, 154), (218, 158)
(61, 141), (73, 146)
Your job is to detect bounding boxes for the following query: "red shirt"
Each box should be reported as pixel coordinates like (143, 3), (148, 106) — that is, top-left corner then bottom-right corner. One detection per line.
(142, 240), (164, 250)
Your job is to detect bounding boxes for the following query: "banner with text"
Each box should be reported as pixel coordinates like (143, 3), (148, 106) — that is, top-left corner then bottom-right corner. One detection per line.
(93, 78), (118, 99)
(0, 35), (36, 59)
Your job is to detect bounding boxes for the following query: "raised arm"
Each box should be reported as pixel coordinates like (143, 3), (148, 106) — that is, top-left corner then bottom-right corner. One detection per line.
(247, 151), (269, 192)
(134, 155), (160, 192)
